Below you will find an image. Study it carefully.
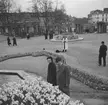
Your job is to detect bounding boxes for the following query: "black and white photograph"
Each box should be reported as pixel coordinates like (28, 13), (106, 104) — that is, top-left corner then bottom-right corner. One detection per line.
(0, 0), (108, 105)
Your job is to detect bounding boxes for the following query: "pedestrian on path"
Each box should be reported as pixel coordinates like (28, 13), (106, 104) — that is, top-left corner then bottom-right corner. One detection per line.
(55, 57), (70, 96)
(49, 29), (54, 39)
(27, 33), (30, 40)
(65, 38), (68, 51)
(99, 41), (107, 67)
(44, 29), (48, 40)
(62, 37), (68, 52)
(13, 36), (17, 46)
(47, 56), (57, 86)
(7, 36), (11, 46)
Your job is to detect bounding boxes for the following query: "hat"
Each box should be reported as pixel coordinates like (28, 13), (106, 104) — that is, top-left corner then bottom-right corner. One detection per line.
(55, 57), (62, 63)
(101, 41), (104, 44)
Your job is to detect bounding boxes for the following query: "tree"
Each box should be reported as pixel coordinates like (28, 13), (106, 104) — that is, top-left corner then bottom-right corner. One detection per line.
(0, 0), (15, 13)
(31, 0), (69, 34)
(15, 5), (22, 13)
(31, 0), (42, 34)
(31, 0), (54, 34)
(53, 3), (69, 33)
(0, 0), (17, 35)
(0, 0), (16, 25)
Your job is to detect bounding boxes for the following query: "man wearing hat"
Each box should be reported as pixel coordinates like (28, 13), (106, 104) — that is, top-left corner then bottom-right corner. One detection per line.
(55, 57), (70, 96)
(99, 41), (107, 67)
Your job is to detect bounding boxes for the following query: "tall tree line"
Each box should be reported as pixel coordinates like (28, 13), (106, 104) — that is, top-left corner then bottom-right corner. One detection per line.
(31, 0), (69, 33)
(0, 0), (73, 35)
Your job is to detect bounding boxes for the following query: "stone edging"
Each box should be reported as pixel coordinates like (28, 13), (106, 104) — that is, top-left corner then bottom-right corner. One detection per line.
(0, 51), (108, 91)
(50, 37), (84, 42)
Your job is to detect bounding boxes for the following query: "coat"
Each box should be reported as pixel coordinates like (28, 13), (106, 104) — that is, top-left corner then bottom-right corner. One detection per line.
(62, 38), (68, 50)
(99, 44), (107, 56)
(65, 38), (68, 50)
(7, 37), (11, 45)
(57, 64), (70, 96)
(47, 62), (57, 86)
(13, 37), (17, 45)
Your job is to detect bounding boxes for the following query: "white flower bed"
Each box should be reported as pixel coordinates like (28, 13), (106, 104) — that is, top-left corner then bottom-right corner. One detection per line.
(0, 76), (84, 105)
(51, 35), (83, 42)
(53, 35), (78, 40)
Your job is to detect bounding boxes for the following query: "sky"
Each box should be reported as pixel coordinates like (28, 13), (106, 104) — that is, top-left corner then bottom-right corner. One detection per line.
(16, 0), (108, 18)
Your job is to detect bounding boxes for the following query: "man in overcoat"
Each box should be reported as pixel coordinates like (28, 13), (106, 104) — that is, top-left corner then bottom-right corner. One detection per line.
(99, 41), (107, 66)
(55, 57), (70, 96)
(13, 36), (17, 46)
(7, 36), (11, 46)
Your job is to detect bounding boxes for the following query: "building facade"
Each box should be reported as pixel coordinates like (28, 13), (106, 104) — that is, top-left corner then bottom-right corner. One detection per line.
(88, 8), (108, 33)
(0, 12), (46, 38)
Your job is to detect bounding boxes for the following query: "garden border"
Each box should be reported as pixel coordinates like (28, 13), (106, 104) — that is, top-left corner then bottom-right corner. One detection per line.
(0, 50), (108, 91)
(50, 37), (84, 42)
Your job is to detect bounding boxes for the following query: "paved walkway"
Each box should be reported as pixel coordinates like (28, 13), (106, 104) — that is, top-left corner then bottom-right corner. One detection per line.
(0, 34), (108, 105)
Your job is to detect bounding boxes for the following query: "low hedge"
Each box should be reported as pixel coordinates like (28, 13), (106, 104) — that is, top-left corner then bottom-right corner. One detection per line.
(69, 67), (108, 91)
(0, 51), (65, 63)
(0, 52), (32, 62)
(0, 51), (108, 91)
(32, 51), (66, 64)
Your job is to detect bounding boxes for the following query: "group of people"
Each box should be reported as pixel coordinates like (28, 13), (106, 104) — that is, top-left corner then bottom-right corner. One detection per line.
(47, 56), (70, 96)
(46, 41), (107, 96)
(7, 36), (17, 46)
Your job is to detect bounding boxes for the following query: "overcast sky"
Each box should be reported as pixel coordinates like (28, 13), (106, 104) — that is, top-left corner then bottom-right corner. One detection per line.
(16, 0), (108, 18)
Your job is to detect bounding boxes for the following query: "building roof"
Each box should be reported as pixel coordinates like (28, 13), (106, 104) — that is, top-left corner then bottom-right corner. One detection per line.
(90, 10), (103, 15)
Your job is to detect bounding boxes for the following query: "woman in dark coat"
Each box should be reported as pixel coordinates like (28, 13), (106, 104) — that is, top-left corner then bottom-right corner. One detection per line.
(7, 36), (11, 46)
(47, 56), (57, 86)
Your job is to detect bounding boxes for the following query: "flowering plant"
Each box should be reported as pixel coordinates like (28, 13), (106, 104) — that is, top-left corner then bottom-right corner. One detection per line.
(54, 35), (78, 41)
(0, 76), (84, 105)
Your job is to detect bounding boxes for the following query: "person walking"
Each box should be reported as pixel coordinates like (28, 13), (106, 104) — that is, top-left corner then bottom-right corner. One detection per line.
(44, 29), (48, 40)
(62, 37), (66, 52)
(27, 33), (30, 40)
(7, 36), (11, 46)
(99, 41), (107, 67)
(62, 37), (68, 52)
(49, 30), (54, 39)
(13, 36), (17, 46)
(55, 57), (70, 96)
(47, 56), (57, 86)
(65, 38), (68, 52)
